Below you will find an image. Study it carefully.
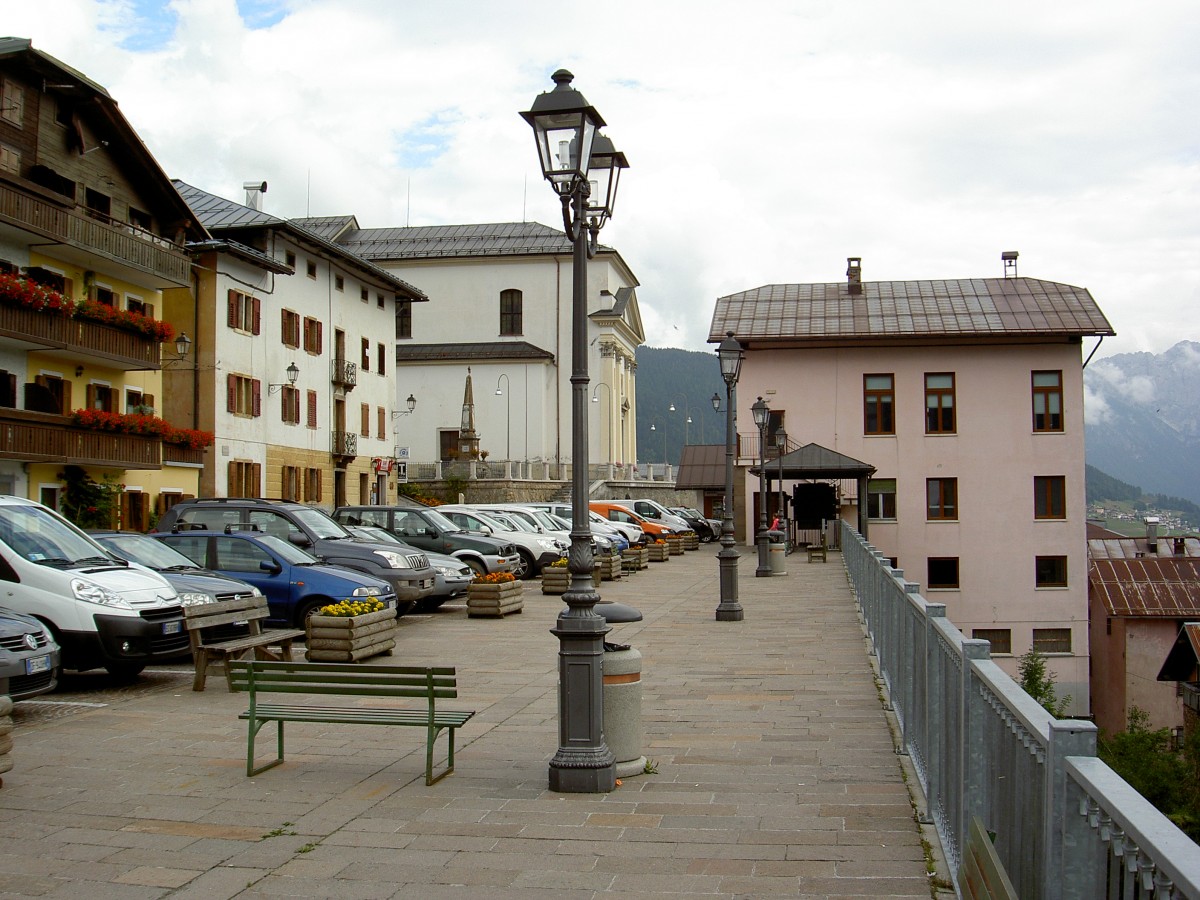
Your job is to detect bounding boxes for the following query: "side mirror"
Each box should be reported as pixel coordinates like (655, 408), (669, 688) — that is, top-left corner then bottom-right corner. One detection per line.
(259, 560), (282, 575)
(287, 532), (311, 547)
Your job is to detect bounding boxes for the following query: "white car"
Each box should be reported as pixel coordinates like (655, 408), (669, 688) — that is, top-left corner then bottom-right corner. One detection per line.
(523, 502), (646, 546)
(436, 506), (564, 579)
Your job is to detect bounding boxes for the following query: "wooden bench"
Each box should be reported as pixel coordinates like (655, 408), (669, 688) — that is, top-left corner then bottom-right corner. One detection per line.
(183, 596), (304, 692)
(226, 660), (475, 785)
(958, 816), (1018, 899)
(807, 533), (828, 563)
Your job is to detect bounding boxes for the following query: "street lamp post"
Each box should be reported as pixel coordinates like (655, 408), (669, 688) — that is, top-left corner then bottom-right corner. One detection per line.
(591, 381), (612, 463)
(715, 332), (744, 621)
(494, 374), (511, 461)
(751, 396), (771, 577)
(668, 399), (693, 445)
(522, 69), (628, 794)
(775, 426), (788, 541)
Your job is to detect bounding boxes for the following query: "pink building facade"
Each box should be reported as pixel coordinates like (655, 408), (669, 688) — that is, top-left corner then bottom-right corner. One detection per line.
(710, 260), (1115, 713)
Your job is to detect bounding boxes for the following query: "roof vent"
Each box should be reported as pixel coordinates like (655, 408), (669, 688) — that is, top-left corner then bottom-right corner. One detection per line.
(1002, 250), (1019, 278)
(847, 257), (862, 295)
(243, 180), (268, 211)
(1145, 516), (1160, 554)
(1174, 536), (1186, 556)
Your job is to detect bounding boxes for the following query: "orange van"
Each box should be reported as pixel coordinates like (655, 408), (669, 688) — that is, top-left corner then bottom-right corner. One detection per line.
(589, 501), (673, 541)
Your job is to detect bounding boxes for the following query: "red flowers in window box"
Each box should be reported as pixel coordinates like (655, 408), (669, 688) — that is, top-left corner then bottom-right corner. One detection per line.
(0, 272), (75, 316)
(0, 272), (176, 342)
(70, 409), (214, 449)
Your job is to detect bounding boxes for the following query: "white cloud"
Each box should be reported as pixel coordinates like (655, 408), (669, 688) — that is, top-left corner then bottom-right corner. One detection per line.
(7, 0), (1200, 357)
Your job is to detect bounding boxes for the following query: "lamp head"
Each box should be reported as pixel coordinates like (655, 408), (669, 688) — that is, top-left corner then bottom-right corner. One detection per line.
(718, 331), (744, 385)
(585, 132), (628, 227)
(174, 332), (192, 359)
(711, 392), (721, 412)
(406, 393), (416, 413)
(751, 396), (770, 430)
(286, 361), (299, 385)
(520, 69), (604, 197)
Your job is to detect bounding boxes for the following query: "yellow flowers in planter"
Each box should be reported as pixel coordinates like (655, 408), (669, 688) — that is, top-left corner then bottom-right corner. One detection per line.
(548, 558), (569, 568)
(473, 571), (517, 584)
(316, 598), (385, 617)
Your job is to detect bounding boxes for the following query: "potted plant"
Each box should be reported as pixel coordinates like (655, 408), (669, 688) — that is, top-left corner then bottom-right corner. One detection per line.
(305, 598), (397, 662)
(647, 539), (670, 562)
(467, 571), (523, 617)
(541, 557), (570, 595)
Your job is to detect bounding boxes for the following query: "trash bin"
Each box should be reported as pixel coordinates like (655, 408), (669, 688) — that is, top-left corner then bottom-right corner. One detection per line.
(767, 529), (788, 575)
(598, 601), (646, 778)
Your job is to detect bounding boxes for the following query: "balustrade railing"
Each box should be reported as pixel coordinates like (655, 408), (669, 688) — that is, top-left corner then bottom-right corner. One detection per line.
(841, 521), (1200, 899)
(0, 408), (160, 469)
(0, 303), (160, 368)
(330, 358), (357, 389)
(331, 430), (357, 458)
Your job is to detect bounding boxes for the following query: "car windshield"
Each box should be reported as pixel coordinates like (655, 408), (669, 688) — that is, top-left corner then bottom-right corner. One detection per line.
(469, 510), (511, 533)
(423, 509), (460, 532)
(288, 506), (351, 540)
(492, 512), (534, 533)
(0, 504), (123, 567)
(252, 533), (320, 564)
(349, 525), (402, 545)
(528, 510), (564, 531)
(97, 534), (200, 570)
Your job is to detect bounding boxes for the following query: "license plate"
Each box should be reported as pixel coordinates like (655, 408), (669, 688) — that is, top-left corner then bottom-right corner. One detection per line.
(25, 655), (51, 675)
(422, 578), (434, 588)
(162, 620), (183, 635)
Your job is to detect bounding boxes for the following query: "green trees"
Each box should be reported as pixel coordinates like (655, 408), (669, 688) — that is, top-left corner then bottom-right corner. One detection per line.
(1017, 649), (1071, 718)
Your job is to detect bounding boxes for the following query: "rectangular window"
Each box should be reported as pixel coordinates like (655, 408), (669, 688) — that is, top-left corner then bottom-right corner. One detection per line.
(500, 289), (522, 336)
(377, 406), (386, 439)
(303, 317), (322, 354)
(864, 374), (894, 435)
(1032, 371), (1063, 432)
(1035, 555), (1068, 587)
(85, 188), (111, 220)
(281, 309), (300, 348)
(226, 374), (261, 417)
(0, 142), (19, 175)
(1, 80), (23, 126)
(285, 250), (296, 268)
(125, 389), (154, 415)
(360, 402), (370, 437)
(377, 342), (386, 376)
(128, 207), (152, 232)
(125, 295), (153, 318)
(360, 288), (369, 302)
(86, 383), (116, 412)
(335, 274), (344, 292)
(227, 460), (262, 498)
(377, 292), (385, 309)
(926, 478), (958, 520)
(306, 390), (318, 428)
(927, 557), (960, 589)
(924, 373), (955, 434)
(866, 478), (896, 520)
(304, 467), (322, 502)
(1033, 628), (1072, 654)
(93, 285), (117, 307)
(306, 260), (317, 279)
(361, 338), (370, 372)
(227, 290), (261, 334)
(397, 300), (412, 338)
(1034, 476), (1066, 519)
(281, 466), (300, 502)
(281, 385), (300, 424)
(972, 628), (1012, 655)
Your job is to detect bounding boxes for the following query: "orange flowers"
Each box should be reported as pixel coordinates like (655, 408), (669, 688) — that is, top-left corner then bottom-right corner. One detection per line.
(472, 571), (516, 584)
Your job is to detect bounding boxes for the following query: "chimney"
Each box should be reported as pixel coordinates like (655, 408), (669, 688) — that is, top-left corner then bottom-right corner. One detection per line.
(243, 180), (268, 210)
(1174, 536), (1186, 556)
(847, 257), (862, 295)
(1002, 250), (1019, 278)
(1145, 516), (1160, 554)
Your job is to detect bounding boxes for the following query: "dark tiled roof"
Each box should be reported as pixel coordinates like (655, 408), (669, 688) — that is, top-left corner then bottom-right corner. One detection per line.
(186, 239), (292, 274)
(710, 277), (1115, 344)
(396, 341), (554, 363)
(291, 215), (358, 242)
(336, 222), (581, 260)
(675, 444), (726, 489)
(1089, 538), (1200, 617)
(750, 443), (876, 478)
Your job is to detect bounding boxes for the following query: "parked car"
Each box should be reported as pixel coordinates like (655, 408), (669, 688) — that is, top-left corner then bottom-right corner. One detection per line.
(542, 512), (629, 553)
(344, 525), (471, 611)
(333, 504), (515, 576)
(435, 505), (564, 578)
(92, 531), (264, 608)
(0, 496), (187, 678)
(525, 502), (647, 546)
(154, 526), (398, 628)
(590, 501), (676, 540)
(0, 606), (60, 700)
(668, 507), (720, 542)
(153, 498), (435, 615)
(472, 504), (620, 555)
(610, 498), (693, 534)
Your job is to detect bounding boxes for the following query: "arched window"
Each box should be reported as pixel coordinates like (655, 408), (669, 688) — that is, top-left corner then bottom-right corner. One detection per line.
(500, 289), (522, 336)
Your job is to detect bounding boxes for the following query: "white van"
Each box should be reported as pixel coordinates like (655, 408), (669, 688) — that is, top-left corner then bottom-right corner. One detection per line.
(610, 498), (692, 534)
(0, 496), (187, 678)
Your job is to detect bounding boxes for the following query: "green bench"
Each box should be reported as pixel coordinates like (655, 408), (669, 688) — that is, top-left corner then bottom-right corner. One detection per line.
(226, 660), (475, 785)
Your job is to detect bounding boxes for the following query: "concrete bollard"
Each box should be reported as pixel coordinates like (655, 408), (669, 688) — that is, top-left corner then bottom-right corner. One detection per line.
(768, 530), (788, 575)
(603, 647), (645, 778)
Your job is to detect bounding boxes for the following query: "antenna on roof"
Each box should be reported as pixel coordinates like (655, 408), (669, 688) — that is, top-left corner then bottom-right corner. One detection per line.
(522, 174), (527, 223)
(406, 178), (411, 227)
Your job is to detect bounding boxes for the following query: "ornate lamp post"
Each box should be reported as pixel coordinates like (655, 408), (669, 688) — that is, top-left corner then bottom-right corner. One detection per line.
(715, 332), (744, 621)
(775, 426), (788, 539)
(521, 70), (628, 793)
(751, 396), (771, 577)
(494, 374), (511, 460)
(592, 381), (613, 463)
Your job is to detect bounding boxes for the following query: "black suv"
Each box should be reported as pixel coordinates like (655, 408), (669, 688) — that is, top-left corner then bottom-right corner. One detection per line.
(153, 498), (435, 615)
(334, 504), (517, 576)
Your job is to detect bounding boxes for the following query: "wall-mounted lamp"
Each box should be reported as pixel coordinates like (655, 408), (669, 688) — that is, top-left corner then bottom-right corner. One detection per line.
(162, 332), (193, 368)
(268, 361), (300, 395)
(75, 365), (84, 378)
(391, 394), (417, 417)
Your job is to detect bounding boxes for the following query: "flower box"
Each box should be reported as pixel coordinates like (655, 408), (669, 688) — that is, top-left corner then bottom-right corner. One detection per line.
(666, 534), (685, 556)
(647, 542), (670, 562)
(305, 607), (397, 662)
(683, 531), (700, 551)
(541, 566), (570, 595)
(595, 553), (622, 581)
(622, 547), (648, 571)
(467, 580), (524, 617)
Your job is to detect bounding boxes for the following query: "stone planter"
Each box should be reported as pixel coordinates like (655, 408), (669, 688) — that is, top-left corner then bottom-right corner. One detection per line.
(647, 542), (670, 562)
(468, 580), (524, 617)
(622, 547), (647, 572)
(0, 695), (12, 787)
(305, 607), (397, 662)
(541, 566), (570, 595)
(666, 534), (685, 556)
(683, 531), (700, 551)
(595, 553), (622, 582)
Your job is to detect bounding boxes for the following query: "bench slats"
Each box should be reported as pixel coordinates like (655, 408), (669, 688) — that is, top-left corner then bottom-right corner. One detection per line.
(240, 704), (473, 728)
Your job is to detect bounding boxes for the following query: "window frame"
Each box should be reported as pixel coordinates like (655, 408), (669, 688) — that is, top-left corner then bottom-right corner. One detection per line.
(303, 317), (322, 354)
(866, 478), (897, 521)
(227, 290), (261, 335)
(1034, 476), (1066, 520)
(863, 374), (895, 436)
(1032, 627), (1072, 654)
(281, 385), (301, 425)
(397, 300), (412, 339)
(1035, 555), (1068, 588)
(926, 477), (958, 521)
(924, 372), (956, 434)
(927, 556), (960, 590)
(499, 288), (523, 336)
(972, 628), (1012, 655)
(1032, 370), (1064, 433)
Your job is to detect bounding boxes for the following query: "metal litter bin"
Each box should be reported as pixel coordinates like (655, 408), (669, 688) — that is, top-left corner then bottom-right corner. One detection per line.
(767, 530), (787, 575)
(598, 601), (646, 778)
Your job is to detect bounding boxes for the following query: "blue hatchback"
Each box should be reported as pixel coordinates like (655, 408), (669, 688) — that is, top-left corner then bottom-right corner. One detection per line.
(155, 527), (397, 627)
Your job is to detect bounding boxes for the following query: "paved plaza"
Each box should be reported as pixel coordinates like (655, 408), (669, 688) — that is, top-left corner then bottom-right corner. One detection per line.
(0, 545), (941, 898)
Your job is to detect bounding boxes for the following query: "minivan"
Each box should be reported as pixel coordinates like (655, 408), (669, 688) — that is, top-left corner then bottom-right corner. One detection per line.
(0, 496), (187, 678)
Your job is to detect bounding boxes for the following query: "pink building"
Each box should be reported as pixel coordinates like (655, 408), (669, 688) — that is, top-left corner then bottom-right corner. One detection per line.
(710, 256), (1115, 712)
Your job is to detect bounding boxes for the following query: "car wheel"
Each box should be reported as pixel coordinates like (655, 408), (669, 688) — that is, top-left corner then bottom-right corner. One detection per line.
(295, 599), (329, 629)
(512, 550), (533, 580)
(103, 661), (145, 680)
(463, 558), (486, 577)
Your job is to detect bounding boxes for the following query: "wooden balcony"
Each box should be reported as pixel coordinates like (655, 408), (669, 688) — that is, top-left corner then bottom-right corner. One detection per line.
(162, 443), (206, 466)
(0, 181), (191, 288)
(0, 408), (160, 469)
(0, 302), (160, 369)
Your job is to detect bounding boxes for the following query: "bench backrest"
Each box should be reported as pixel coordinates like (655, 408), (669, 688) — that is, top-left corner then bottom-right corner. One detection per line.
(227, 660), (458, 700)
(184, 595), (270, 631)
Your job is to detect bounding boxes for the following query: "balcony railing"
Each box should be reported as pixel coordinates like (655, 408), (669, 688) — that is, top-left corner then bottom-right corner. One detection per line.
(0, 303), (160, 369)
(0, 408), (160, 469)
(842, 522), (1200, 900)
(162, 443), (205, 466)
(0, 182), (191, 287)
(331, 430), (357, 458)
(330, 359), (357, 390)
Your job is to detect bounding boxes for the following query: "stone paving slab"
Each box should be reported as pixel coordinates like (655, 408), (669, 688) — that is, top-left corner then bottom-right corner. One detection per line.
(0, 545), (940, 898)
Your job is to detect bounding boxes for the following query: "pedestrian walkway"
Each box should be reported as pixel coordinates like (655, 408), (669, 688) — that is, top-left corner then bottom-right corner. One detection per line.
(1, 546), (939, 898)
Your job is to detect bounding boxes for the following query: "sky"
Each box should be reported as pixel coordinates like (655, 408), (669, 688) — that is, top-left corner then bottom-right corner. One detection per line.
(7, 0), (1199, 363)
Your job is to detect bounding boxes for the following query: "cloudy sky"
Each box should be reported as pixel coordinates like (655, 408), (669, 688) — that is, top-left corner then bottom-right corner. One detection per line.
(8, 0), (1198, 361)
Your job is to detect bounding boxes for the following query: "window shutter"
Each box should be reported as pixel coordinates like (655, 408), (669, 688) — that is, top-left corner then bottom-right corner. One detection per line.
(252, 379), (261, 417)
(361, 402), (370, 436)
(252, 297), (261, 335)
(307, 390), (317, 428)
(281, 308), (289, 343)
(142, 393), (154, 411)
(251, 463), (262, 498)
(86, 384), (97, 409)
(317, 469), (323, 502)
(156, 493), (168, 515)
(292, 390), (301, 424)
(226, 374), (236, 412)
(280, 390), (288, 422)
(226, 461), (238, 494)
(378, 343), (386, 376)
(119, 492), (131, 531)
(378, 406), (385, 438)
(227, 290), (239, 327)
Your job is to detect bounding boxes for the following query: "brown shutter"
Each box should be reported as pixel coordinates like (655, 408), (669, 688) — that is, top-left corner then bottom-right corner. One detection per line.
(251, 379), (261, 417)
(227, 461), (238, 494)
(86, 384), (97, 409)
(281, 308), (289, 343)
(307, 390), (317, 427)
(226, 374), (236, 412)
(227, 290), (239, 327)
(316, 321), (323, 354)
(142, 393), (154, 412)
(251, 463), (262, 498)
(292, 390), (301, 424)
(119, 492), (131, 530)
(156, 493), (168, 515)
(252, 297), (261, 335)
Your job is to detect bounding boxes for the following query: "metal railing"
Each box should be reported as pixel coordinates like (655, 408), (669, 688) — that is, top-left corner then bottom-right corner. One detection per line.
(841, 521), (1200, 899)
(330, 358), (357, 389)
(331, 430), (357, 458)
